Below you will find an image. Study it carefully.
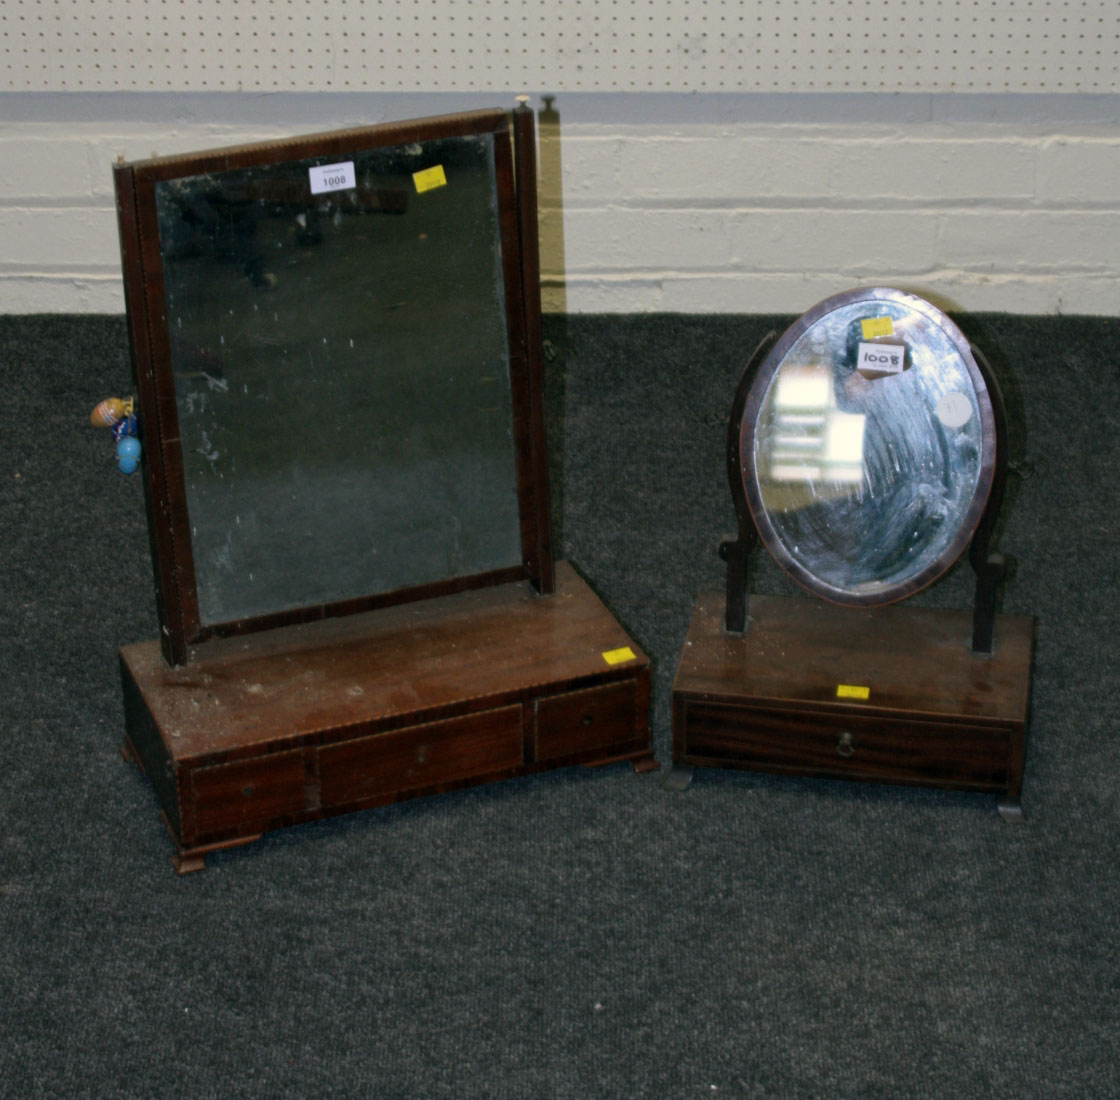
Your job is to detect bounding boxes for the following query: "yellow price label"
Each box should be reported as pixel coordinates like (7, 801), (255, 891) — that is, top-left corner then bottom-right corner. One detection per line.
(860, 317), (895, 339)
(836, 684), (870, 700)
(602, 646), (637, 666)
(413, 165), (447, 193)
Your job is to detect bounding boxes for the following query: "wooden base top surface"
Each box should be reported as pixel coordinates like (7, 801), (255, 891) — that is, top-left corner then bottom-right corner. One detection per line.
(121, 561), (645, 760)
(675, 593), (1034, 724)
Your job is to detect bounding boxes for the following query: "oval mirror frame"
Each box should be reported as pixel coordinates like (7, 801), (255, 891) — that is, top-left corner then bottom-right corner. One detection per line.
(738, 287), (999, 607)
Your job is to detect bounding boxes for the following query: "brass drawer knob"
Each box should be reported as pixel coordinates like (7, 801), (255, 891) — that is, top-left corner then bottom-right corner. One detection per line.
(836, 731), (855, 757)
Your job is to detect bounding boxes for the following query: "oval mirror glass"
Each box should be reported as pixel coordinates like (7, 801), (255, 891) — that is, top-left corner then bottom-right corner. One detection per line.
(740, 288), (997, 605)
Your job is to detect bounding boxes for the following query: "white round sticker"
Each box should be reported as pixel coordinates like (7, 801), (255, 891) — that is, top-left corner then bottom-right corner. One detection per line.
(936, 391), (973, 430)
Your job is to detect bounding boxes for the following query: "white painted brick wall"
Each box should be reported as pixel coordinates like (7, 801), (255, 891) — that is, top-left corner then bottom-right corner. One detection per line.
(536, 109), (1120, 314)
(1, 94), (1118, 315)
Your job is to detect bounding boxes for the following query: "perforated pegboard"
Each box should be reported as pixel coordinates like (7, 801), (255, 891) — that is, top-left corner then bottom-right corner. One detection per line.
(2, 0), (1117, 94)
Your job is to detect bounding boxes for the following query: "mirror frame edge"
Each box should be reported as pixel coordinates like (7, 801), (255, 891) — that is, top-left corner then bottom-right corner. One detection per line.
(114, 107), (553, 666)
(734, 287), (1000, 609)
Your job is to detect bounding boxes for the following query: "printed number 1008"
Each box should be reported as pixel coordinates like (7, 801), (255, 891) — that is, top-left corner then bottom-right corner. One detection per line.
(309, 161), (356, 195)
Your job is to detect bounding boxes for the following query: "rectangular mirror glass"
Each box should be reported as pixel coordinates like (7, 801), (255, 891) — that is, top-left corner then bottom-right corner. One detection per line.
(157, 134), (521, 624)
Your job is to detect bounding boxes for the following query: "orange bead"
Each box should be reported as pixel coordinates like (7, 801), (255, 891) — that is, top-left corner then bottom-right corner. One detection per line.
(90, 397), (127, 427)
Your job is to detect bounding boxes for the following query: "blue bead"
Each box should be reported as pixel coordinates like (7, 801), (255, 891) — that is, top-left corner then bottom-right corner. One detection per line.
(112, 414), (139, 442)
(117, 435), (142, 474)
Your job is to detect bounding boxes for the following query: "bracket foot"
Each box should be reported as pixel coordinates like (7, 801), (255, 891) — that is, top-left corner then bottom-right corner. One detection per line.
(660, 765), (694, 791)
(120, 736), (143, 769)
(997, 798), (1025, 824)
(171, 850), (208, 875)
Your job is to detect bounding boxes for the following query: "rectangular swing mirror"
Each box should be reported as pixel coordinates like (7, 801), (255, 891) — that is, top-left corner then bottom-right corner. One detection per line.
(115, 106), (653, 873)
(116, 108), (552, 666)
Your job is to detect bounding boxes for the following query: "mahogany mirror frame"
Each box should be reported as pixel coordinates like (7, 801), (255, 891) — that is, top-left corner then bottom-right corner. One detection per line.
(734, 287), (1000, 609)
(114, 106), (552, 667)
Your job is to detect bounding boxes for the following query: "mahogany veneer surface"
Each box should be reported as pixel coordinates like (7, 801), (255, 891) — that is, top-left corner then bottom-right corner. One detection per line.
(672, 591), (1034, 805)
(121, 562), (652, 871)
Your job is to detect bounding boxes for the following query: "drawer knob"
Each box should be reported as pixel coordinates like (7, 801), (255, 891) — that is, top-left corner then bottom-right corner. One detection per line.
(836, 731), (855, 757)
(581, 713), (594, 726)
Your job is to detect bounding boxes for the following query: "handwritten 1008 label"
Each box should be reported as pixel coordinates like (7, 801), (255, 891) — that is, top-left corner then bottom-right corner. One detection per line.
(309, 161), (356, 195)
(856, 341), (905, 374)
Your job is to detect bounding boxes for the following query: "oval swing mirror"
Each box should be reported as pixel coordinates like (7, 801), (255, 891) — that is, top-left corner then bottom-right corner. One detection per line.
(739, 288), (998, 606)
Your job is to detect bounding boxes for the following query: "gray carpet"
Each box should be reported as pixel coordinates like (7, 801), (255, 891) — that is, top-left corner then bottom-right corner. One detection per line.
(1, 312), (1117, 1099)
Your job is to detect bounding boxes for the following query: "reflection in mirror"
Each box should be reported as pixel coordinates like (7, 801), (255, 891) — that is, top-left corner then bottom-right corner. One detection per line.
(154, 133), (522, 626)
(746, 290), (995, 603)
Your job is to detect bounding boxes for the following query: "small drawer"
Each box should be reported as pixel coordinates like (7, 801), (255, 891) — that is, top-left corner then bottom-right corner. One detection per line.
(190, 750), (307, 837)
(683, 701), (1010, 790)
(534, 680), (638, 763)
(318, 704), (523, 808)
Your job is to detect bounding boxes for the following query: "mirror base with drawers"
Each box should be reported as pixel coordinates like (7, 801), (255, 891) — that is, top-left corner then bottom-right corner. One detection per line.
(670, 590), (1032, 818)
(122, 562), (655, 873)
